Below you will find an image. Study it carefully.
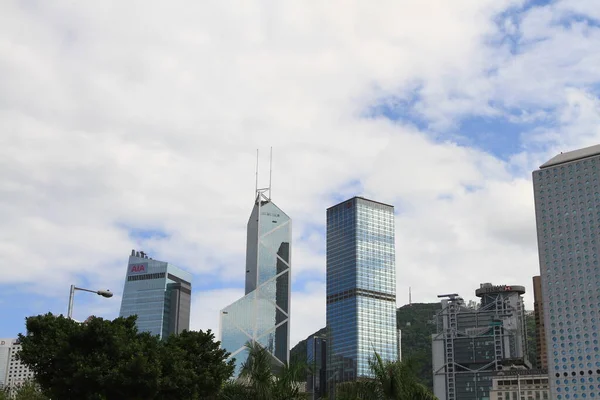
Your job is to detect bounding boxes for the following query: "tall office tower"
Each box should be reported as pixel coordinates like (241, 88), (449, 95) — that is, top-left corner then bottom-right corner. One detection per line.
(220, 188), (291, 377)
(432, 284), (530, 400)
(0, 339), (34, 389)
(326, 197), (398, 394)
(307, 335), (327, 400)
(532, 144), (600, 399)
(533, 275), (548, 369)
(119, 250), (192, 339)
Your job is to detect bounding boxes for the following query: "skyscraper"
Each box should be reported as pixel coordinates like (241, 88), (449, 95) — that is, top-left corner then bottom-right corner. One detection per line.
(533, 275), (548, 369)
(432, 284), (530, 400)
(307, 335), (327, 400)
(532, 144), (600, 399)
(220, 188), (291, 377)
(119, 250), (192, 339)
(326, 196), (398, 392)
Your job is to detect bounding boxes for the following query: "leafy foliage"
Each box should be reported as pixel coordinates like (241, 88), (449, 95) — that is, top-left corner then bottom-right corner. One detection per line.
(223, 341), (309, 400)
(336, 353), (438, 400)
(525, 311), (538, 369)
(17, 313), (233, 400)
(0, 380), (48, 400)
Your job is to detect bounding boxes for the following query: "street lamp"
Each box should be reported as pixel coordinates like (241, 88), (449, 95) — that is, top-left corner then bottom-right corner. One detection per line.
(68, 285), (113, 319)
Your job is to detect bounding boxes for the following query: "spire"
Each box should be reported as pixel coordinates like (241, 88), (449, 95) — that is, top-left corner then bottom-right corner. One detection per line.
(254, 147), (273, 201)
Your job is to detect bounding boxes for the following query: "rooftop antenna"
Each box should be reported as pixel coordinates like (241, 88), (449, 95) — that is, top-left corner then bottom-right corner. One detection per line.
(269, 147), (273, 200)
(409, 287), (412, 306)
(255, 149), (259, 198)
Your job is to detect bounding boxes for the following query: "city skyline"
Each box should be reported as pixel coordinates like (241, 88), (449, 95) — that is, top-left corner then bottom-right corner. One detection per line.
(2, 1), (600, 353)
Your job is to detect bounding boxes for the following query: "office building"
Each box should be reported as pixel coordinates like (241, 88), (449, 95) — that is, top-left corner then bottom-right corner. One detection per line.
(532, 144), (600, 399)
(0, 339), (34, 389)
(532, 276), (548, 370)
(119, 250), (192, 339)
(307, 335), (327, 400)
(489, 369), (549, 400)
(432, 283), (530, 400)
(220, 188), (291, 377)
(326, 197), (398, 393)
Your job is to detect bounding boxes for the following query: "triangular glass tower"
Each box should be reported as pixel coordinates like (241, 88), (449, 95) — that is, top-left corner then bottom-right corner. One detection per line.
(220, 189), (291, 377)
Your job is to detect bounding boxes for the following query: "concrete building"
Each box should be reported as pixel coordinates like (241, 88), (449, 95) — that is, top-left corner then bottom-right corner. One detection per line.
(532, 276), (547, 370)
(432, 284), (530, 400)
(326, 197), (398, 394)
(489, 369), (549, 400)
(220, 187), (291, 377)
(0, 339), (34, 389)
(0, 339), (10, 388)
(532, 144), (600, 399)
(119, 250), (192, 339)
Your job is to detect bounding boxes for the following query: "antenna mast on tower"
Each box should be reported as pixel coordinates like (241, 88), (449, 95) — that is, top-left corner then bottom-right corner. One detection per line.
(255, 149), (259, 198)
(269, 147), (273, 200)
(409, 287), (412, 306)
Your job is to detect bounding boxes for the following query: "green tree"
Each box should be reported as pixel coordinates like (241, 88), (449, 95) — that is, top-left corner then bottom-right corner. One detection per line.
(158, 330), (234, 399)
(0, 380), (48, 400)
(224, 341), (309, 400)
(17, 313), (233, 400)
(336, 353), (438, 400)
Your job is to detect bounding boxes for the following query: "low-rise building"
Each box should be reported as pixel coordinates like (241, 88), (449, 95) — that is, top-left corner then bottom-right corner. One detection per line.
(489, 369), (549, 400)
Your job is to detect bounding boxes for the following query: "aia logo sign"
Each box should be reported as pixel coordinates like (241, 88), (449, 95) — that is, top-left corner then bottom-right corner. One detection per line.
(130, 264), (146, 273)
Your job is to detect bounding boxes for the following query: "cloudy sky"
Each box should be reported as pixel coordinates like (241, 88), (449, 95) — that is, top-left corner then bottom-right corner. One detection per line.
(1, 0), (600, 347)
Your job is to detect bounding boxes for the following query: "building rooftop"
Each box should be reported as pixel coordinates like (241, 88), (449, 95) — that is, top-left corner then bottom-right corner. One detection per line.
(540, 143), (600, 169)
(327, 196), (394, 211)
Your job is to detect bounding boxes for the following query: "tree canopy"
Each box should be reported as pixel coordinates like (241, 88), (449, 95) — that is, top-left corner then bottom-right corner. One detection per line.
(221, 341), (309, 400)
(336, 353), (438, 400)
(17, 313), (234, 400)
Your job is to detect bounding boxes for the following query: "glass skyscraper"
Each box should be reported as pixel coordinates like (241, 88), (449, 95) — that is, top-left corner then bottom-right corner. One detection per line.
(532, 144), (600, 399)
(326, 196), (397, 392)
(307, 335), (327, 400)
(220, 189), (291, 377)
(119, 250), (192, 339)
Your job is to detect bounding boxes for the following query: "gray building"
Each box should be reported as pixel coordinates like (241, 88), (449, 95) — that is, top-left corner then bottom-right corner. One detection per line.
(489, 369), (549, 400)
(532, 144), (600, 399)
(0, 339), (34, 390)
(326, 197), (398, 394)
(119, 250), (192, 339)
(220, 188), (291, 377)
(432, 284), (530, 400)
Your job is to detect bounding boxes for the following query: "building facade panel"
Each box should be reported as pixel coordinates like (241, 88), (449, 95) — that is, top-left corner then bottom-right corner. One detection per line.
(533, 145), (600, 399)
(220, 192), (291, 377)
(326, 197), (398, 393)
(432, 284), (530, 400)
(3, 340), (34, 389)
(119, 251), (192, 339)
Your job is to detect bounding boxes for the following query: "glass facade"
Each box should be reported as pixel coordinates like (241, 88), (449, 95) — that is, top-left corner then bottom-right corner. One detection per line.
(119, 251), (192, 339)
(307, 336), (327, 400)
(326, 197), (397, 392)
(220, 191), (291, 377)
(533, 146), (600, 400)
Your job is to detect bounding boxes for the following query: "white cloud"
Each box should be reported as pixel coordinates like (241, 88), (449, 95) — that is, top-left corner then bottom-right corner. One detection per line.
(1, 1), (600, 349)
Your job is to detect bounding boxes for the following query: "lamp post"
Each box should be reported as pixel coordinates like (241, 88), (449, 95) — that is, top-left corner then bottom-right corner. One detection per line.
(68, 285), (113, 319)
